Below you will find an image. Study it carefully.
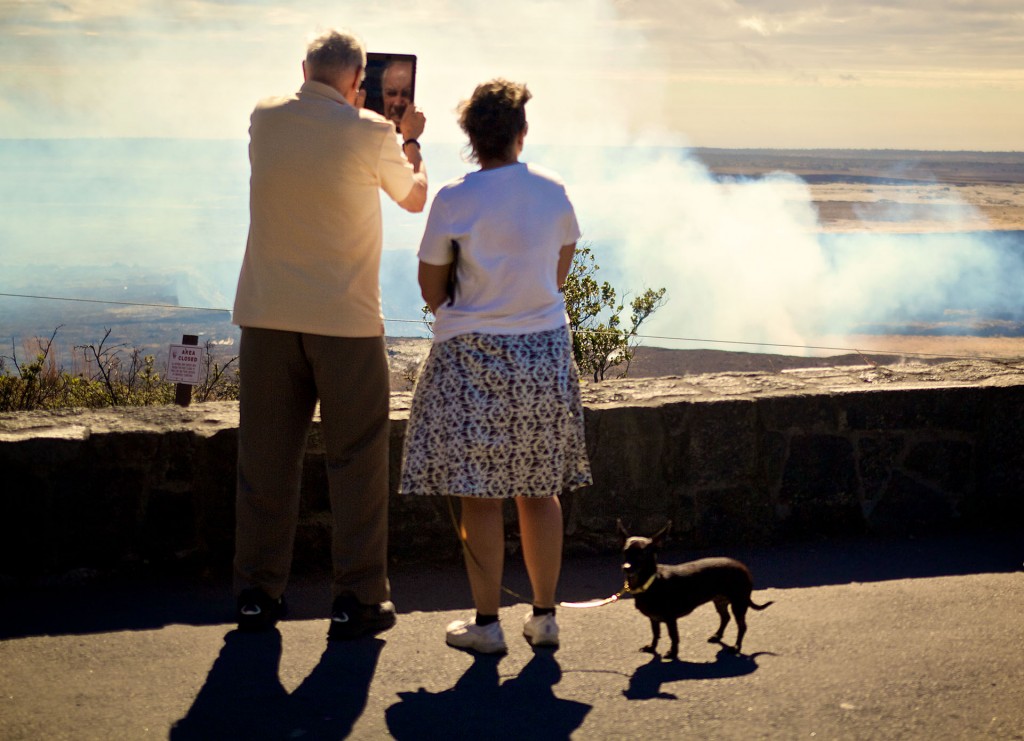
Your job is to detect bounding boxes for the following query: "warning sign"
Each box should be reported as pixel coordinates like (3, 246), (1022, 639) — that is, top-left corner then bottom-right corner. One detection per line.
(166, 344), (204, 385)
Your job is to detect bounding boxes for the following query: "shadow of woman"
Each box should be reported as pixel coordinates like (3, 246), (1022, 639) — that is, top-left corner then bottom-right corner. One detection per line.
(624, 647), (772, 700)
(170, 630), (383, 740)
(386, 649), (591, 740)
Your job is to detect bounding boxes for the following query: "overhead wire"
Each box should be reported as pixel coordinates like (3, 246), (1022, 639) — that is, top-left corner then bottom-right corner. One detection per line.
(0, 290), (1020, 363)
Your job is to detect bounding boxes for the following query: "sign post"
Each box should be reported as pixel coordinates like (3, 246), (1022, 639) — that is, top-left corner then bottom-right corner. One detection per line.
(167, 334), (201, 407)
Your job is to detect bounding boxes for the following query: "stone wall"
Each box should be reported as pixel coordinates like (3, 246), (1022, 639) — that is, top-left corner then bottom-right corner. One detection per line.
(2, 359), (1022, 582)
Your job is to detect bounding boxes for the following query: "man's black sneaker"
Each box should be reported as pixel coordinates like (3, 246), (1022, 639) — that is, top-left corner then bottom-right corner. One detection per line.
(236, 587), (287, 632)
(328, 591), (397, 640)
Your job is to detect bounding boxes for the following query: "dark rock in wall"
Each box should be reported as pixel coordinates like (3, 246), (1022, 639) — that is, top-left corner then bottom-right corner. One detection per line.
(2, 359), (1023, 582)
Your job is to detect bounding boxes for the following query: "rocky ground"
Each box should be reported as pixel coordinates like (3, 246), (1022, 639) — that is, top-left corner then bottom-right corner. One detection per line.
(386, 335), (1024, 392)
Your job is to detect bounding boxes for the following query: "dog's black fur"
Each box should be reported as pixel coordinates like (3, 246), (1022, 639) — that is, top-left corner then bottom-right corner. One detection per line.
(618, 519), (773, 659)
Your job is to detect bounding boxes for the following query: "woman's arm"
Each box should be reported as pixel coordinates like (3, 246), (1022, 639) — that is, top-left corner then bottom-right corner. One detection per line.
(557, 242), (576, 290)
(419, 261), (453, 314)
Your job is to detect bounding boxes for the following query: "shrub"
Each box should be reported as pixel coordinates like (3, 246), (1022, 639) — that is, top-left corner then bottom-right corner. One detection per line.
(563, 244), (667, 381)
(0, 328), (239, 412)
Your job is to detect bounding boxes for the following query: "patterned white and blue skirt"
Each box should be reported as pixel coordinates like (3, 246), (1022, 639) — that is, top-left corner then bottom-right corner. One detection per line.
(399, 326), (592, 499)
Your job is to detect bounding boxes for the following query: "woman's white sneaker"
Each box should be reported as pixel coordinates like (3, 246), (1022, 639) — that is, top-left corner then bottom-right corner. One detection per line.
(445, 618), (507, 654)
(523, 612), (559, 647)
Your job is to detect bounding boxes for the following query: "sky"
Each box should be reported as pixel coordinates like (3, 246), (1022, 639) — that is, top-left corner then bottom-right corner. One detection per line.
(1, 0), (1023, 150)
(2, 1), (1023, 355)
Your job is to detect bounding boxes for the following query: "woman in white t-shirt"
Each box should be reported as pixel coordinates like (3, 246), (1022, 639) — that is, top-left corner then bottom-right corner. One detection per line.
(400, 79), (592, 654)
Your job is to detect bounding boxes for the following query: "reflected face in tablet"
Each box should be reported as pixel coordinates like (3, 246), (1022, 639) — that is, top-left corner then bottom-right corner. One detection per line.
(381, 61), (414, 127)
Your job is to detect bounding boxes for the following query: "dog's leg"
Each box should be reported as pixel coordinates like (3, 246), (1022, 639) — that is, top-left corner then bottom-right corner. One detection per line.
(710, 596), (730, 644)
(732, 601), (749, 654)
(665, 619), (679, 660)
(642, 618), (660, 654)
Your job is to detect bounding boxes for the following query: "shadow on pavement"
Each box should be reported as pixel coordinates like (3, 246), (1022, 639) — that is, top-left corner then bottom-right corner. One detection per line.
(1, 533), (1018, 639)
(719, 533), (1023, 590)
(169, 630), (383, 740)
(386, 649), (591, 740)
(623, 648), (769, 700)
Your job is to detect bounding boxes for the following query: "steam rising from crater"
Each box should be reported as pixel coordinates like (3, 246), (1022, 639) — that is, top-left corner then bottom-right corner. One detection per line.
(552, 148), (1024, 352)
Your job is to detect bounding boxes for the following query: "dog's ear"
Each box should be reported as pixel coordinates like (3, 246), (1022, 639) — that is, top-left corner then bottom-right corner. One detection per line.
(616, 518), (629, 546)
(652, 520), (672, 547)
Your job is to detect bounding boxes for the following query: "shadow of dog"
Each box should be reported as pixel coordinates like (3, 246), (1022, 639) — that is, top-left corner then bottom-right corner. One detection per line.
(623, 647), (774, 700)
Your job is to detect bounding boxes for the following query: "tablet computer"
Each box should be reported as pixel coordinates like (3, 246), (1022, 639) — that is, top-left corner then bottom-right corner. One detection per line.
(361, 52), (417, 134)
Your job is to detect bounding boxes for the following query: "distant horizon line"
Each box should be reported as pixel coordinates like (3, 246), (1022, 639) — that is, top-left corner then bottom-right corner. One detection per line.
(0, 136), (1020, 156)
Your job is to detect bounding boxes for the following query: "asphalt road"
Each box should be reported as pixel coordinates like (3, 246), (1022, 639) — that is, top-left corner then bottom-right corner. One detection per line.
(2, 534), (1021, 740)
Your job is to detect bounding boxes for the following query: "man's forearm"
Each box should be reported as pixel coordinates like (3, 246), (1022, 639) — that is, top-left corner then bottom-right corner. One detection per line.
(403, 140), (426, 176)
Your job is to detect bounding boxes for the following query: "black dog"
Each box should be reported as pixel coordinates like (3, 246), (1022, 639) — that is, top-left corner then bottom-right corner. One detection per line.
(618, 520), (773, 659)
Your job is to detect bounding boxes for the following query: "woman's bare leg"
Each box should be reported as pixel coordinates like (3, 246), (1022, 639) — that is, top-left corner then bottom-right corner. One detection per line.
(516, 495), (563, 608)
(458, 498), (505, 615)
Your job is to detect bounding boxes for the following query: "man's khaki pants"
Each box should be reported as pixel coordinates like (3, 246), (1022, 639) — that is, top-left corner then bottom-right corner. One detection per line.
(233, 327), (391, 604)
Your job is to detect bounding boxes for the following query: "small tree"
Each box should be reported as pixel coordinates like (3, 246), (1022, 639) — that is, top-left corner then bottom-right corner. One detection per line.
(192, 339), (240, 402)
(77, 328), (131, 406)
(563, 244), (667, 382)
(0, 328), (66, 411)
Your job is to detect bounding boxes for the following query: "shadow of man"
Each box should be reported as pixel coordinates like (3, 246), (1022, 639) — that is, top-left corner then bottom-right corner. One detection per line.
(624, 647), (768, 700)
(386, 650), (591, 740)
(170, 630), (383, 740)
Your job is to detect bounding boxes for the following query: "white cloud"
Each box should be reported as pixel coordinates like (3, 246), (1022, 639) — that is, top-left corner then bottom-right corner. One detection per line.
(0, 0), (1021, 146)
(628, 0), (1024, 72)
(738, 16), (773, 36)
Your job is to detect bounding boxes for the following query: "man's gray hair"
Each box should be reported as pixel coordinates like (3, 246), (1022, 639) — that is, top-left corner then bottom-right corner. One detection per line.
(305, 29), (366, 85)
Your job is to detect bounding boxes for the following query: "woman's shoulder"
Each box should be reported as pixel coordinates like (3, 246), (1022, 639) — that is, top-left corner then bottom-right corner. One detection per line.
(517, 163), (573, 198)
(521, 162), (567, 185)
(436, 163), (568, 202)
(434, 173), (473, 201)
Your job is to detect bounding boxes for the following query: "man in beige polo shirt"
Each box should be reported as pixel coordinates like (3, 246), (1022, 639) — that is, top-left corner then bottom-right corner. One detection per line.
(231, 28), (427, 638)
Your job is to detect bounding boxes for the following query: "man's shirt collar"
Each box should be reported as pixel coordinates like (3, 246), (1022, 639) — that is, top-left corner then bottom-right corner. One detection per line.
(299, 80), (352, 108)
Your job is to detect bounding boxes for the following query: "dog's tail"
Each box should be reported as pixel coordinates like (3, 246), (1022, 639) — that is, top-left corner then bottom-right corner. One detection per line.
(749, 599), (774, 611)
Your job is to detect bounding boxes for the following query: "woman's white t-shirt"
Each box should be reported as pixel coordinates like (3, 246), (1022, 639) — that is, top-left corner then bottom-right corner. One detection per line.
(418, 162), (581, 343)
